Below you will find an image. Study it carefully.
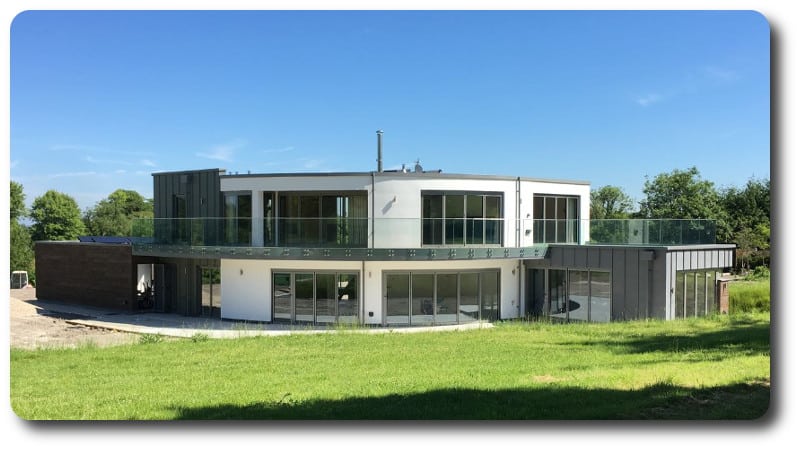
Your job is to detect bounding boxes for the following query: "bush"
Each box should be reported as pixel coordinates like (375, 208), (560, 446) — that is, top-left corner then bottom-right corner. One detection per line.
(138, 334), (164, 344)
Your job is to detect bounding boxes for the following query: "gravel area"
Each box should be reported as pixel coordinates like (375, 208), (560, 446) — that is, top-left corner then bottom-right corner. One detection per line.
(9, 288), (139, 349)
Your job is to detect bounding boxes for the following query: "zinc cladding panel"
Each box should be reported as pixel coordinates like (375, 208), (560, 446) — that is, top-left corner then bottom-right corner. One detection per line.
(550, 247), (563, 266)
(624, 249), (639, 319)
(574, 247), (587, 268)
(599, 248), (613, 269)
(611, 248), (627, 320)
(638, 254), (649, 320)
(587, 247), (600, 269)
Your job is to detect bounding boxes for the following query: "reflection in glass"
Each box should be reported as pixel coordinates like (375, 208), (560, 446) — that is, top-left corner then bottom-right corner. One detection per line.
(436, 273), (458, 324)
(481, 271), (499, 321)
(675, 272), (685, 319)
(411, 274), (435, 325)
(295, 272), (314, 323)
(685, 272), (696, 318)
(548, 269), (567, 320)
(386, 273), (410, 325)
(273, 272), (292, 322)
(568, 270), (589, 321)
(459, 273), (479, 322)
(315, 273), (336, 324)
(337, 273), (359, 324)
(589, 271), (611, 322)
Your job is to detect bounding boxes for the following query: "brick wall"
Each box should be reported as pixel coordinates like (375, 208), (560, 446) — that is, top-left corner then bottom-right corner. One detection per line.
(34, 242), (137, 311)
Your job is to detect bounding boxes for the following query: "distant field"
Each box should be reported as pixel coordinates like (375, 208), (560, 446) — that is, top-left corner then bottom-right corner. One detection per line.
(11, 313), (770, 420)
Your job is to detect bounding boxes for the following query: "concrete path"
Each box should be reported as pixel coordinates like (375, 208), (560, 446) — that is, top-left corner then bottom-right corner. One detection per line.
(23, 297), (493, 340)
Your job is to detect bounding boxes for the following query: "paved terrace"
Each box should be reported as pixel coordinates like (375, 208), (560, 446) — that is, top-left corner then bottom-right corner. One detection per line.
(18, 296), (494, 339)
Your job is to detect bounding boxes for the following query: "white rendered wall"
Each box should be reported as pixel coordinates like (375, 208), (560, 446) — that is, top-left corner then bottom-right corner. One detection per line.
(220, 172), (590, 249)
(362, 259), (520, 325)
(220, 259), (271, 321)
(220, 258), (362, 322)
(220, 258), (520, 324)
(518, 180), (591, 246)
(371, 176), (518, 248)
(220, 174), (373, 194)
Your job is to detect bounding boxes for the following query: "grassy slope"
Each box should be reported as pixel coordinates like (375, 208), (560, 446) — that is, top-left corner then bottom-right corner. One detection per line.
(10, 313), (770, 420)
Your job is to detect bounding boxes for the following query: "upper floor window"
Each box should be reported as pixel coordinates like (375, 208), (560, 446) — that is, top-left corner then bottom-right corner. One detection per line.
(224, 192), (251, 245)
(532, 194), (579, 243)
(278, 192), (368, 247)
(422, 192), (503, 246)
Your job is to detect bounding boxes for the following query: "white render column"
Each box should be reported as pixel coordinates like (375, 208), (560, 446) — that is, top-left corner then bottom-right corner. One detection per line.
(251, 190), (264, 247)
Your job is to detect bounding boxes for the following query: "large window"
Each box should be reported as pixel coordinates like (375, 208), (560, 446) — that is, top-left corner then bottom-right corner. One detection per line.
(224, 192), (252, 245)
(272, 271), (360, 324)
(532, 194), (579, 243)
(278, 192), (368, 247)
(422, 192), (503, 246)
(546, 269), (610, 322)
(674, 270), (717, 319)
(384, 270), (500, 325)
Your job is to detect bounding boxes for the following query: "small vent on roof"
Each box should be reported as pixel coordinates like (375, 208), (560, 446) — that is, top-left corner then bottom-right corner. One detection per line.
(414, 159), (423, 173)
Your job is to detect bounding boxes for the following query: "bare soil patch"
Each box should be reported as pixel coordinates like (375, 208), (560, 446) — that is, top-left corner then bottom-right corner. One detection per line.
(10, 288), (139, 349)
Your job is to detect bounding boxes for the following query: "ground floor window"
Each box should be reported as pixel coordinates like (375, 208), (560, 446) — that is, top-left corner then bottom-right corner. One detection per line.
(530, 268), (610, 322)
(675, 270), (717, 319)
(272, 271), (359, 325)
(384, 270), (499, 326)
(200, 267), (221, 318)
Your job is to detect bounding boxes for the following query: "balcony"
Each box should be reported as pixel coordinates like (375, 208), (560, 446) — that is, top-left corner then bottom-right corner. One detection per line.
(130, 217), (716, 249)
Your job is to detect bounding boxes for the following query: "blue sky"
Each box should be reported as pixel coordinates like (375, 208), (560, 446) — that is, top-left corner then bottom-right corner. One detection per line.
(9, 10), (770, 212)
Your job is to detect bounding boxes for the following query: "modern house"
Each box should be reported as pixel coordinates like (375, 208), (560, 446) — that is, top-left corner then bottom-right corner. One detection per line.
(35, 142), (735, 326)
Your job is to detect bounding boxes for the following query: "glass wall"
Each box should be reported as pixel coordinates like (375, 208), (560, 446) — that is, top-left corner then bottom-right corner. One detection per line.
(278, 192), (368, 247)
(411, 273), (435, 325)
(674, 270), (718, 319)
(386, 273), (411, 325)
(532, 194), (579, 243)
(385, 270), (500, 325)
(272, 271), (360, 325)
(200, 267), (221, 318)
(546, 269), (610, 322)
(422, 192), (503, 246)
(224, 192), (252, 245)
(589, 271), (612, 322)
(273, 272), (292, 322)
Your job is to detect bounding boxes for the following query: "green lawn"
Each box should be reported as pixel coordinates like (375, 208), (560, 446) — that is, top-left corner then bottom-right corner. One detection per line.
(10, 313), (770, 420)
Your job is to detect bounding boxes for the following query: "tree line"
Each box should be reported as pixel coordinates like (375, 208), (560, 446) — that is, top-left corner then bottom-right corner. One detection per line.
(9, 183), (153, 284)
(9, 166), (770, 284)
(591, 166), (770, 271)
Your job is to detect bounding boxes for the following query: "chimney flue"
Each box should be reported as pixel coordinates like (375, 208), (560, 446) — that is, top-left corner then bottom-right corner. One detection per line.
(376, 129), (384, 172)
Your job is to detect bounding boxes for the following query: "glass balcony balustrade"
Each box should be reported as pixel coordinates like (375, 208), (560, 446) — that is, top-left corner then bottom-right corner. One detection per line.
(130, 217), (716, 248)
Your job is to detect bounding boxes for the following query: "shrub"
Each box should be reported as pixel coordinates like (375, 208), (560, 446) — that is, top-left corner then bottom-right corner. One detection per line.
(138, 334), (164, 344)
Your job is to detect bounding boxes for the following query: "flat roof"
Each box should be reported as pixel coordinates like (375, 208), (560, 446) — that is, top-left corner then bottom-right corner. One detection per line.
(216, 170), (591, 186)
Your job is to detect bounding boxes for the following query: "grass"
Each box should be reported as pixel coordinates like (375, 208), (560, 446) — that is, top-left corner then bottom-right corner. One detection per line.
(10, 313), (770, 420)
(729, 279), (771, 313)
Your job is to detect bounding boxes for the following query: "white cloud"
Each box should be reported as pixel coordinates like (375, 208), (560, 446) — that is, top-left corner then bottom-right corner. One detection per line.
(263, 146), (295, 154)
(635, 93), (665, 107)
(702, 65), (741, 83)
(196, 139), (247, 162)
(140, 159), (157, 167)
(48, 171), (97, 178)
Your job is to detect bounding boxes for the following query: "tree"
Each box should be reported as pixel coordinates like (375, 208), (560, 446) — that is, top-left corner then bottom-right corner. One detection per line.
(11, 180), (26, 220)
(30, 190), (86, 241)
(84, 189), (153, 236)
(719, 177), (771, 269)
(638, 167), (723, 219)
(590, 185), (633, 219)
(10, 181), (35, 281)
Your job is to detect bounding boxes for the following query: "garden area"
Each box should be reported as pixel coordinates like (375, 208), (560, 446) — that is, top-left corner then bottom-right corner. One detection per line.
(11, 311), (770, 420)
